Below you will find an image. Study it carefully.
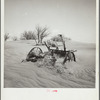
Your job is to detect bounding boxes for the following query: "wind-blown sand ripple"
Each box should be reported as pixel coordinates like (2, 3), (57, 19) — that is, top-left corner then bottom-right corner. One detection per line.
(4, 40), (96, 88)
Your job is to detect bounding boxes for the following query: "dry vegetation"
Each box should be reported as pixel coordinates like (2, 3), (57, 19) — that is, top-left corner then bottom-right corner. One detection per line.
(4, 33), (10, 41)
(20, 25), (50, 45)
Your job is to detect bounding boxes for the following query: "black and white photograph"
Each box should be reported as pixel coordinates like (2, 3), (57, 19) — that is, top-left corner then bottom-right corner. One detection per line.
(4, 0), (97, 88)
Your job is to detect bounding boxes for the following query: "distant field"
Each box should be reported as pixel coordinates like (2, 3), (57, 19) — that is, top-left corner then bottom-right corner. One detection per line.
(4, 40), (96, 88)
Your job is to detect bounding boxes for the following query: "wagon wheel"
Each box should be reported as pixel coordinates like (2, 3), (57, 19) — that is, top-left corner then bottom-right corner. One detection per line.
(25, 47), (43, 62)
(70, 52), (76, 62)
(28, 47), (43, 56)
(62, 51), (76, 64)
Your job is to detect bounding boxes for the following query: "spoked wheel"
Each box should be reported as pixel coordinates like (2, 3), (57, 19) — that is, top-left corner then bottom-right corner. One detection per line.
(63, 51), (76, 64)
(28, 47), (43, 56)
(70, 52), (76, 62)
(26, 47), (44, 62)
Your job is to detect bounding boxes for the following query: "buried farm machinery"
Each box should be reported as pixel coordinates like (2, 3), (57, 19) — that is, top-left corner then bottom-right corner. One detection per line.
(22, 35), (77, 64)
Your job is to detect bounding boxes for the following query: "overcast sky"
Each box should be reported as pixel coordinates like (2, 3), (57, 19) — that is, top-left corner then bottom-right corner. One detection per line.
(4, 0), (96, 43)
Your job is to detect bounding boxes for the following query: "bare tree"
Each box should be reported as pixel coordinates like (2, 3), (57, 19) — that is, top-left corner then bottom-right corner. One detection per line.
(35, 25), (50, 44)
(20, 31), (37, 44)
(30, 31), (37, 44)
(20, 25), (50, 45)
(35, 26), (42, 44)
(21, 31), (29, 40)
(4, 33), (10, 41)
(40, 27), (50, 43)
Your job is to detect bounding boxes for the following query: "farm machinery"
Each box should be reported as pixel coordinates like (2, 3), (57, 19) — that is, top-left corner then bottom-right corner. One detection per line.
(22, 35), (77, 64)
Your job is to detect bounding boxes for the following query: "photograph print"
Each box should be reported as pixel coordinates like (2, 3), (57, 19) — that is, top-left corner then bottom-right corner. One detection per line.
(4, 0), (96, 88)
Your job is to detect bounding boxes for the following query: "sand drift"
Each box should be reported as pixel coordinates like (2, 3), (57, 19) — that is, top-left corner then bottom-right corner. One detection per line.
(4, 40), (96, 88)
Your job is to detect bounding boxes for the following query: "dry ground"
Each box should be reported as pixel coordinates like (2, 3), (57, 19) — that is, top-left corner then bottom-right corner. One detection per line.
(4, 40), (96, 88)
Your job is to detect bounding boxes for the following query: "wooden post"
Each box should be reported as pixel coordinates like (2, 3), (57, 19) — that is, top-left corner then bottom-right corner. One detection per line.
(59, 34), (66, 51)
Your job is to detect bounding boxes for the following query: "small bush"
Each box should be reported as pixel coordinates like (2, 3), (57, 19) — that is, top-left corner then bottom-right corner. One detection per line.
(4, 33), (10, 41)
(21, 31), (36, 40)
(51, 34), (71, 42)
(12, 36), (18, 41)
(20, 31), (37, 44)
(20, 37), (26, 40)
(47, 40), (57, 47)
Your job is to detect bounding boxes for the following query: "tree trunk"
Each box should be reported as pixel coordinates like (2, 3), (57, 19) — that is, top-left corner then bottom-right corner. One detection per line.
(37, 33), (40, 43)
(40, 38), (43, 44)
(34, 39), (37, 45)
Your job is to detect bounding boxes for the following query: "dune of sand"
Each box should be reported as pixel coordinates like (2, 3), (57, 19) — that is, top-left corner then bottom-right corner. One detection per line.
(4, 40), (96, 88)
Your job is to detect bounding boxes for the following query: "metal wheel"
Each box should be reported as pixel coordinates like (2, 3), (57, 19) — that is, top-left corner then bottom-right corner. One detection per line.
(63, 51), (76, 64)
(70, 52), (76, 61)
(28, 47), (43, 56)
(32, 47), (43, 56)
